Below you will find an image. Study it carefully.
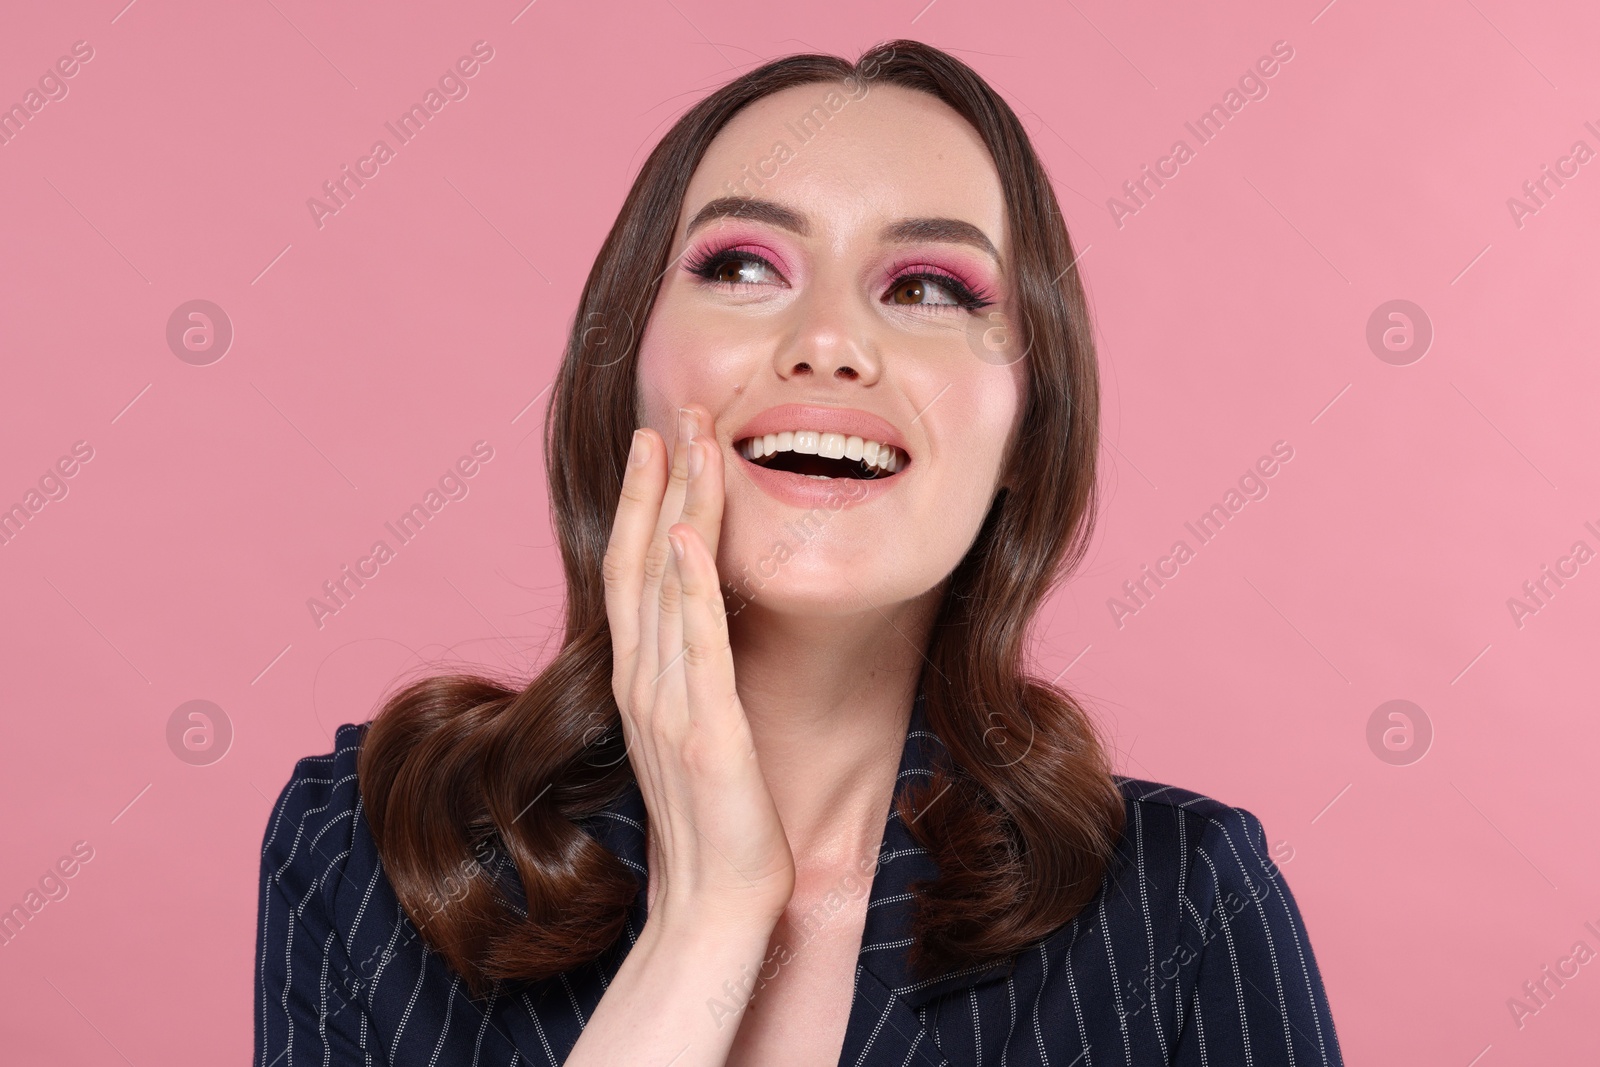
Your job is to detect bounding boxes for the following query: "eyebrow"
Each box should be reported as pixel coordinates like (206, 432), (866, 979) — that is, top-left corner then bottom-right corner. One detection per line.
(684, 197), (1000, 263)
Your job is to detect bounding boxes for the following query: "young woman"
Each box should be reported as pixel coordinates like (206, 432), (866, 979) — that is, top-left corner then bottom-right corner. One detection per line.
(255, 39), (1343, 1066)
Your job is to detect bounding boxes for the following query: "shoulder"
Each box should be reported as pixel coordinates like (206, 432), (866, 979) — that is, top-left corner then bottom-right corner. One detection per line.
(258, 723), (375, 920)
(1108, 774), (1285, 912)
(1070, 778), (1343, 1063)
(1115, 773), (1262, 826)
(1114, 774), (1276, 860)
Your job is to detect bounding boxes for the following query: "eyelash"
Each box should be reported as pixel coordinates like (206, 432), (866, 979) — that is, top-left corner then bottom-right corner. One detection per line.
(682, 246), (996, 313)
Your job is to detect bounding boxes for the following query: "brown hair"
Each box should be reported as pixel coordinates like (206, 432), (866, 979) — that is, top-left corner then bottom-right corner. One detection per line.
(357, 38), (1123, 1000)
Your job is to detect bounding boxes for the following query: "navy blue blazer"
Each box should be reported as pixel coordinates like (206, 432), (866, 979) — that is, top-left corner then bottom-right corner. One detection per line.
(255, 692), (1343, 1065)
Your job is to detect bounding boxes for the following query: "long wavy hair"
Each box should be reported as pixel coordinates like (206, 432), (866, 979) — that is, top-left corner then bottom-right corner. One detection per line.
(358, 38), (1124, 1001)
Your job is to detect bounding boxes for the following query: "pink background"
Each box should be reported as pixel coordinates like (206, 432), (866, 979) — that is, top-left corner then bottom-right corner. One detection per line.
(2, 0), (1597, 1062)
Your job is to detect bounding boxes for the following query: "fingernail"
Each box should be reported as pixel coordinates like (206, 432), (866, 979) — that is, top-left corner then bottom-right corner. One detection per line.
(669, 532), (685, 560)
(687, 439), (704, 479)
(678, 407), (697, 444)
(628, 429), (650, 467)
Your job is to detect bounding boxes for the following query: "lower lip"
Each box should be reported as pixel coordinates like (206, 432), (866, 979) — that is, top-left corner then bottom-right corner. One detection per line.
(734, 450), (907, 509)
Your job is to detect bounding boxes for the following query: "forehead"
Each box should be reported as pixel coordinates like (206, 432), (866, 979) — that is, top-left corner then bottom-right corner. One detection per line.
(680, 82), (1008, 257)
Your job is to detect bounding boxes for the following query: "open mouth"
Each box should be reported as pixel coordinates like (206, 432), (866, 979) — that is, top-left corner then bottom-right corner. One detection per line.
(735, 430), (908, 480)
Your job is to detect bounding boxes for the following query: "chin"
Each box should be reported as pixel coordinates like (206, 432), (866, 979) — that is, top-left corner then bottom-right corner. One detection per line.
(715, 533), (933, 623)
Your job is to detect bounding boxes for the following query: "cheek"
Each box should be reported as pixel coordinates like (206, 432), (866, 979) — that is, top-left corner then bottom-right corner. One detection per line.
(634, 315), (692, 434)
(897, 360), (1022, 561)
(635, 298), (765, 432)
(923, 359), (1024, 480)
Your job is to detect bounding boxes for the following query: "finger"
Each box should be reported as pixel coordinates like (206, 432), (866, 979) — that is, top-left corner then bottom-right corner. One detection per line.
(636, 407), (698, 686)
(603, 428), (668, 696)
(654, 523), (691, 735)
(649, 406), (699, 566)
(670, 523), (739, 734)
(677, 414), (727, 570)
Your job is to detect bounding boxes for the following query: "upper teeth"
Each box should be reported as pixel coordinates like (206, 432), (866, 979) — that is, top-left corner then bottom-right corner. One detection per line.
(737, 430), (905, 473)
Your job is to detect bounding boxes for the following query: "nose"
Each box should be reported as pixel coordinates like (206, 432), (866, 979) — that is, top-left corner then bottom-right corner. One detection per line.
(771, 283), (881, 385)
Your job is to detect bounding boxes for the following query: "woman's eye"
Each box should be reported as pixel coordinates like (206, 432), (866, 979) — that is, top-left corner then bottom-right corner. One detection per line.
(887, 274), (961, 307)
(688, 251), (781, 287)
(886, 272), (992, 312)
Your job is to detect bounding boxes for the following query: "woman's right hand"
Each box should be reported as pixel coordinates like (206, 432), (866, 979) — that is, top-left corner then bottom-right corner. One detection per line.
(602, 403), (796, 932)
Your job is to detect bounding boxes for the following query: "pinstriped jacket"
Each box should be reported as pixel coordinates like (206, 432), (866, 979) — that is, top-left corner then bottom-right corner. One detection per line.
(254, 690), (1344, 1065)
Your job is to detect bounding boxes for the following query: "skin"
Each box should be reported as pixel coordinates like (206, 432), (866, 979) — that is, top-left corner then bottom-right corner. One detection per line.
(576, 80), (1027, 1066)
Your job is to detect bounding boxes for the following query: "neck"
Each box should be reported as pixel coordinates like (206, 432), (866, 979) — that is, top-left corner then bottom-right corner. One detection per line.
(722, 591), (939, 871)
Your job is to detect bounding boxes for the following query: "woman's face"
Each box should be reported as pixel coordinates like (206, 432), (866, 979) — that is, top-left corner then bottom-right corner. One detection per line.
(635, 80), (1027, 621)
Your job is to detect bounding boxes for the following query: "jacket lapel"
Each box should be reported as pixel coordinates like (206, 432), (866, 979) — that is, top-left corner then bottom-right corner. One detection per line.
(834, 689), (1017, 1064)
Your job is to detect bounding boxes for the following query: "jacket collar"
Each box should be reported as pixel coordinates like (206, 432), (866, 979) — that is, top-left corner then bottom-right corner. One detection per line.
(856, 688), (1017, 1009)
(583, 688), (1017, 1012)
